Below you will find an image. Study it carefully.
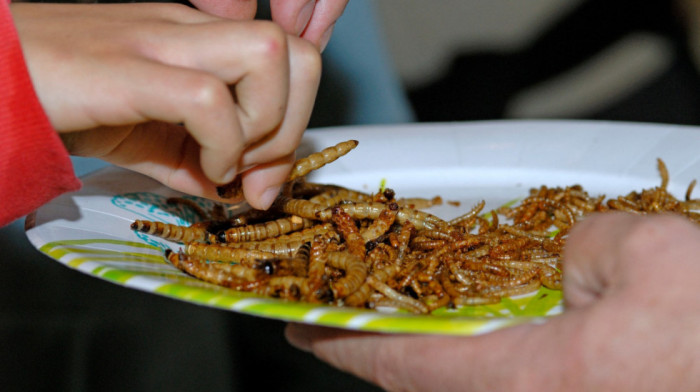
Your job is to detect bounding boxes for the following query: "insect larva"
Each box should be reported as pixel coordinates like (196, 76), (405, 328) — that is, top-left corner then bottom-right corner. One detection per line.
(317, 202), (447, 231)
(344, 264), (397, 307)
(259, 276), (310, 300)
(449, 200), (485, 227)
(222, 239), (309, 258)
(331, 207), (366, 259)
(220, 223), (338, 257)
(367, 276), (428, 314)
(309, 188), (373, 207)
(274, 196), (327, 220)
(131, 220), (208, 243)
(185, 242), (278, 263)
(218, 216), (315, 243)
(216, 140), (359, 199)
(288, 140), (359, 182)
(360, 202), (399, 242)
(480, 278), (542, 298)
(326, 251), (367, 299)
(216, 175), (244, 200)
(451, 295), (501, 306)
(165, 250), (267, 287)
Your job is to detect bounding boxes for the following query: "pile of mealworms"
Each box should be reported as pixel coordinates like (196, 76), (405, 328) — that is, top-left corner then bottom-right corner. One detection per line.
(131, 140), (700, 314)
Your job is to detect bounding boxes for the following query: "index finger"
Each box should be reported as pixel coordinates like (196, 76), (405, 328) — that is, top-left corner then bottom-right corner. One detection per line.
(285, 315), (583, 392)
(270, 0), (348, 49)
(187, 0), (257, 20)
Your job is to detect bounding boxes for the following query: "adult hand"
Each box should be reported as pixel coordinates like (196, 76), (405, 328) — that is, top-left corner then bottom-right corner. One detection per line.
(286, 213), (700, 391)
(12, 2), (321, 210)
(189, 0), (349, 51)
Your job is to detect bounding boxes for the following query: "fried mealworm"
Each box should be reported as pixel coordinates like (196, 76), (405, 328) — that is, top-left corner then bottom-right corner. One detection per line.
(184, 242), (278, 263)
(326, 251), (367, 299)
(166, 250), (267, 287)
(331, 206), (366, 260)
(218, 216), (315, 243)
(309, 188), (373, 207)
(367, 275), (429, 314)
(287, 140), (359, 182)
(344, 264), (397, 307)
(216, 140), (359, 199)
(317, 201), (448, 231)
(131, 220), (209, 243)
(137, 151), (700, 315)
(360, 202), (399, 242)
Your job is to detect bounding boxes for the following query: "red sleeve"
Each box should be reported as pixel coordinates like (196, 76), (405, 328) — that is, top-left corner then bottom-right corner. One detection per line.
(0, 0), (81, 226)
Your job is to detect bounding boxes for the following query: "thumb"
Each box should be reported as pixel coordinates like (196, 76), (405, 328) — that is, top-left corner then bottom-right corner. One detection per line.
(562, 212), (689, 308)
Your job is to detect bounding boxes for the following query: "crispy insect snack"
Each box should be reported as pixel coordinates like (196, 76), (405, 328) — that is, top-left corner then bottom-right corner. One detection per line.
(132, 143), (700, 314)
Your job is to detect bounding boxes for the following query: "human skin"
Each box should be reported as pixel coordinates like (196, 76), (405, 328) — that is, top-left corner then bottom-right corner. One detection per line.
(286, 213), (700, 391)
(190, 0), (349, 51)
(11, 2), (323, 210)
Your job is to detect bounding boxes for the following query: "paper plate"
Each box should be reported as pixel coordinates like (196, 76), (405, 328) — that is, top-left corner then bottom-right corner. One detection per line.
(25, 120), (700, 335)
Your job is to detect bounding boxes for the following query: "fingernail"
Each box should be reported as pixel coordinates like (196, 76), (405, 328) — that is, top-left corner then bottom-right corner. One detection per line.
(295, 1), (315, 35)
(259, 185), (281, 210)
(221, 166), (238, 184)
(319, 24), (335, 52)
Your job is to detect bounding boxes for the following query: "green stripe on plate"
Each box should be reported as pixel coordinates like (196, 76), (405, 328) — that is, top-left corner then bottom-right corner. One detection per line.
(40, 238), (159, 252)
(64, 254), (163, 269)
(38, 239), (164, 267)
(359, 314), (499, 335)
(237, 301), (325, 320)
(95, 268), (142, 283)
(155, 283), (232, 304)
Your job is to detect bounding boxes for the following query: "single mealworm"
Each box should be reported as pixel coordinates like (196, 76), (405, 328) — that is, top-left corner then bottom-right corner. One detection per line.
(185, 242), (278, 263)
(326, 251), (367, 299)
(131, 220), (208, 243)
(219, 216), (315, 243)
(165, 250), (267, 287)
(288, 140), (359, 181)
(360, 202), (399, 242)
(331, 206), (366, 259)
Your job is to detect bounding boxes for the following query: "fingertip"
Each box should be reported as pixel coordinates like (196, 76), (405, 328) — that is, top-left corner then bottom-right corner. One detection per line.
(220, 166), (239, 185)
(200, 144), (244, 185)
(318, 24), (335, 53)
(284, 323), (312, 352)
(239, 154), (295, 209)
(295, 1), (315, 35)
(250, 184), (281, 210)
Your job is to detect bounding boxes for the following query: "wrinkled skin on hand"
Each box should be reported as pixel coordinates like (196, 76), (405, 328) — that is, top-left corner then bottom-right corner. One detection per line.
(12, 2), (325, 210)
(286, 213), (700, 392)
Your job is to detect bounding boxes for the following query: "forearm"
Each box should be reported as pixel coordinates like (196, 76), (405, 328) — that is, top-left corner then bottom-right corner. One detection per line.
(0, 0), (80, 226)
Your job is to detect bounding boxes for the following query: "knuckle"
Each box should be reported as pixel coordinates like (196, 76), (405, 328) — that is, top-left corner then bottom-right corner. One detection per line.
(188, 75), (231, 112)
(248, 21), (288, 61)
(291, 39), (322, 80)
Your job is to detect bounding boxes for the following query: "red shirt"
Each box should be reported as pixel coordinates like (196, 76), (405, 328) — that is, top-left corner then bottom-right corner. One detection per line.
(0, 0), (81, 226)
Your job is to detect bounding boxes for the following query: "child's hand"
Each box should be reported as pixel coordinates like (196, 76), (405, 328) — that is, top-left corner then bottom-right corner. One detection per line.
(13, 2), (321, 209)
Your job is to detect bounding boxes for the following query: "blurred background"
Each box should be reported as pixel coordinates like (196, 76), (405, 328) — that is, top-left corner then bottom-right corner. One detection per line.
(378, 0), (700, 125)
(3, 0), (700, 391)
